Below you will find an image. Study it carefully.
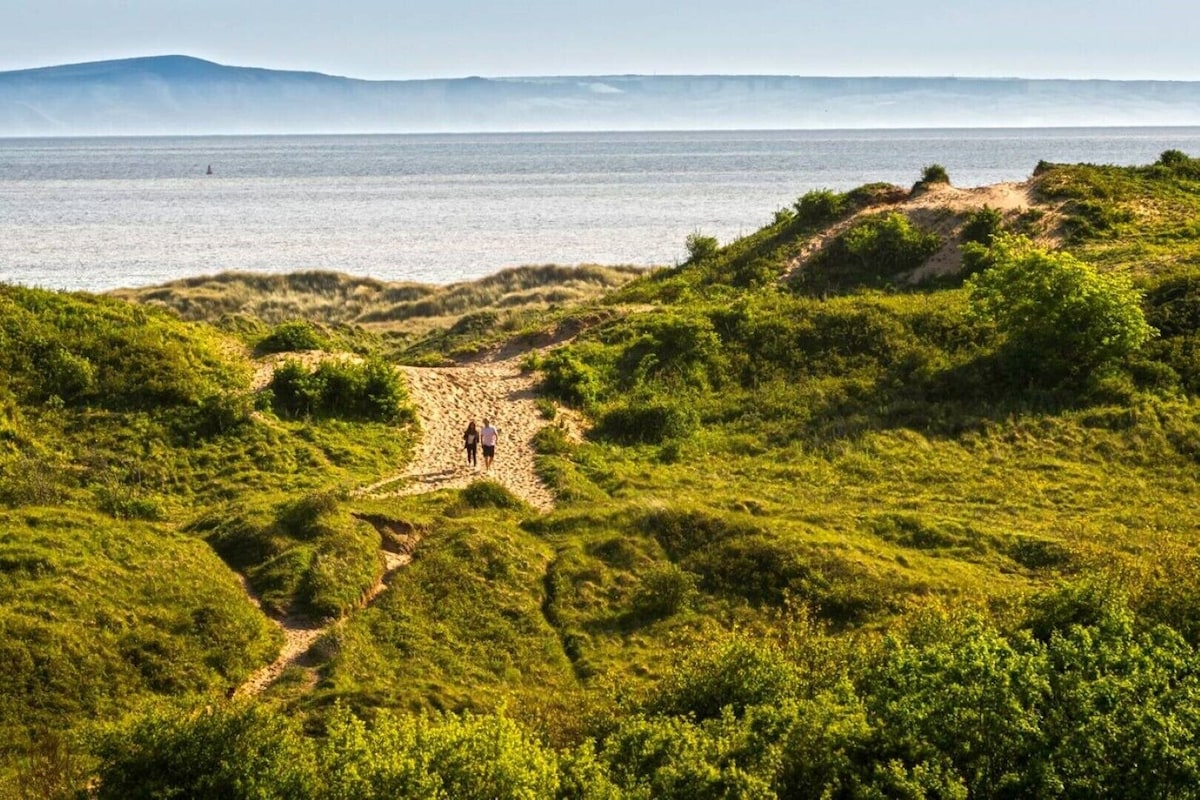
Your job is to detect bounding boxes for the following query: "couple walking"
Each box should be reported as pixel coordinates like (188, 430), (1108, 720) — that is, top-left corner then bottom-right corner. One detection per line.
(462, 419), (498, 471)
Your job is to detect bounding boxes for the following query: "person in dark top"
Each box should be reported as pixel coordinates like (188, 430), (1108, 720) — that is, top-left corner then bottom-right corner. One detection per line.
(463, 420), (479, 468)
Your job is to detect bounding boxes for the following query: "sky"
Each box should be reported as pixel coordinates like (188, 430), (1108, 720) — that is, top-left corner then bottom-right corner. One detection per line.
(2, 0), (1198, 81)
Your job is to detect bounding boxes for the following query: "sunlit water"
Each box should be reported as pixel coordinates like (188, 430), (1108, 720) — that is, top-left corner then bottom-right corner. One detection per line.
(3, 128), (1200, 292)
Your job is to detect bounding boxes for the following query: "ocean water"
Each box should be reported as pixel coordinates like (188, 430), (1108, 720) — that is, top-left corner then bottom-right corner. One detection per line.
(3, 128), (1200, 292)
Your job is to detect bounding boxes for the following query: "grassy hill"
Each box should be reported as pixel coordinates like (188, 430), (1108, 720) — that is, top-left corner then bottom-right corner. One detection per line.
(5, 154), (1200, 798)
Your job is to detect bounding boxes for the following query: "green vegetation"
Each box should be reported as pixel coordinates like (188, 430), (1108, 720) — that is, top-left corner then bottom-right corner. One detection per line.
(267, 357), (414, 423)
(795, 211), (943, 293)
(256, 320), (330, 354)
(966, 234), (1155, 386)
(916, 162), (951, 188)
(8, 156), (1200, 797)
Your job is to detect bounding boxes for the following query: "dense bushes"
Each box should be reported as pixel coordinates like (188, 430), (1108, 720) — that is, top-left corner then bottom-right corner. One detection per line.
(794, 188), (847, 226)
(966, 235), (1154, 385)
(85, 587), (1200, 799)
(267, 357), (413, 422)
(593, 399), (698, 445)
(962, 204), (1005, 245)
(92, 703), (316, 800)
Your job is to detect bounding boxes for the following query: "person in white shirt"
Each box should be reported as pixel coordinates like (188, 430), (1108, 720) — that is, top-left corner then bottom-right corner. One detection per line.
(480, 419), (499, 471)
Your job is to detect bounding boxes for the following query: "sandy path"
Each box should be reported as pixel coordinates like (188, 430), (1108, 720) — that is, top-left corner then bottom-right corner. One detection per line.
(357, 359), (557, 511)
(234, 546), (414, 698)
(234, 349), (564, 696)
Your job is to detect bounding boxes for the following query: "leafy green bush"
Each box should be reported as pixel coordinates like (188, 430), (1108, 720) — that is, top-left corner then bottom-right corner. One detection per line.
(268, 358), (412, 422)
(538, 348), (602, 408)
(966, 235), (1154, 385)
(961, 204), (1004, 245)
(319, 707), (560, 800)
(91, 703), (317, 800)
(615, 313), (724, 388)
(918, 163), (950, 186)
(683, 534), (818, 606)
(685, 232), (720, 263)
(795, 212), (942, 293)
(631, 563), (698, 620)
(256, 320), (328, 354)
(0, 285), (243, 410)
(531, 424), (573, 455)
(593, 400), (698, 445)
(794, 189), (847, 226)
(645, 638), (800, 720)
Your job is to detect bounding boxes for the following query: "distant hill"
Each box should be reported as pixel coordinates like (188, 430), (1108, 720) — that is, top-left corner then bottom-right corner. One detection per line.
(2, 54), (1200, 135)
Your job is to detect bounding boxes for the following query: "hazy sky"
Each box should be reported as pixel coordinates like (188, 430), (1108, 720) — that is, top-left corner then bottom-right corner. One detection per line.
(3, 0), (1198, 80)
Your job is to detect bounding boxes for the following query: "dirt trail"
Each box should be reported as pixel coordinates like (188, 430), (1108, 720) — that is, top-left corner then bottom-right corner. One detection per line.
(235, 350), (567, 696)
(234, 535), (417, 698)
(356, 357), (564, 512)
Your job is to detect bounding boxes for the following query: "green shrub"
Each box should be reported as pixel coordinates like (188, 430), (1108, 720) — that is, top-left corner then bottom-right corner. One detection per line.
(631, 563), (698, 620)
(796, 212), (942, 293)
(319, 707), (560, 800)
(593, 400), (698, 445)
(685, 232), (720, 264)
(918, 163), (950, 186)
(539, 349), (601, 407)
(531, 424), (573, 455)
(535, 397), (557, 420)
(645, 638), (800, 720)
(615, 313), (724, 388)
(794, 189), (847, 226)
(966, 234), (1154, 385)
(91, 703), (317, 800)
(961, 204), (1004, 245)
(256, 321), (327, 354)
(845, 182), (908, 209)
(267, 358), (412, 422)
(683, 534), (817, 606)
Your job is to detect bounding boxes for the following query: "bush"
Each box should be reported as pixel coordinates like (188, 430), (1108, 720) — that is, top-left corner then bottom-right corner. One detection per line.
(91, 703), (317, 800)
(531, 424), (573, 456)
(966, 234), (1154, 385)
(918, 163), (950, 186)
(267, 358), (412, 422)
(645, 638), (800, 720)
(539, 349), (601, 408)
(961, 204), (1004, 245)
(319, 707), (560, 800)
(631, 563), (698, 620)
(593, 400), (698, 445)
(796, 213), (942, 293)
(256, 321), (327, 354)
(794, 189), (847, 226)
(685, 232), (720, 264)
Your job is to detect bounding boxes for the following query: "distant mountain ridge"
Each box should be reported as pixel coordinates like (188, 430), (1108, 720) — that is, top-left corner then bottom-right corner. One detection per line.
(2, 54), (1200, 135)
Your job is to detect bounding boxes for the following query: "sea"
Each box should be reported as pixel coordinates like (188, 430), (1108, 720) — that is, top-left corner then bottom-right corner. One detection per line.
(3, 127), (1200, 293)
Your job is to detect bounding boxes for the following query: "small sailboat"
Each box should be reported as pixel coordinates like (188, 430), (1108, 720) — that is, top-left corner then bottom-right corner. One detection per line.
(205, 164), (213, 175)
